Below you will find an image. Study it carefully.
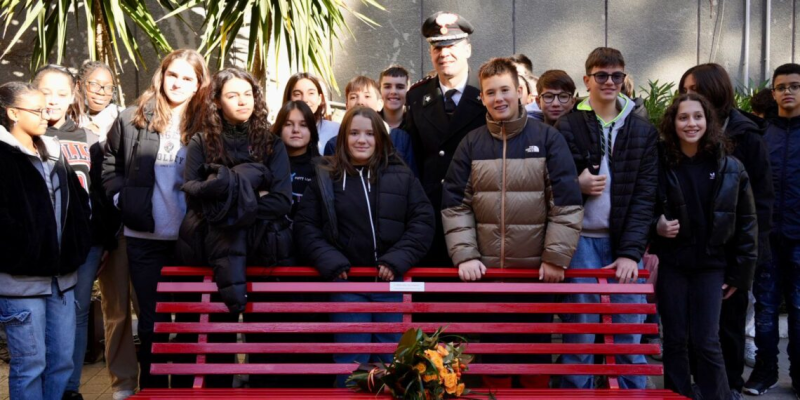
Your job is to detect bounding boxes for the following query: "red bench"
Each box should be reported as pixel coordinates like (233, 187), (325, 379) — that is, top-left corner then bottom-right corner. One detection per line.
(132, 267), (685, 399)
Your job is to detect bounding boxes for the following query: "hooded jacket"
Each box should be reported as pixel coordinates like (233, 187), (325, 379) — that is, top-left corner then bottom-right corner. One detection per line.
(650, 146), (758, 290)
(764, 115), (800, 240)
(0, 128), (91, 295)
(293, 157), (435, 281)
(555, 95), (659, 262)
(724, 109), (775, 264)
(441, 106), (584, 268)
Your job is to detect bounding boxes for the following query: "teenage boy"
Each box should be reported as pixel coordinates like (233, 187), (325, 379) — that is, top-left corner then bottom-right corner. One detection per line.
(511, 53), (545, 122)
(406, 12), (487, 266)
(536, 70), (577, 126)
(555, 47), (658, 389)
(323, 75), (416, 174)
(441, 57), (583, 389)
(745, 63), (800, 396)
(379, 65), (410, 130)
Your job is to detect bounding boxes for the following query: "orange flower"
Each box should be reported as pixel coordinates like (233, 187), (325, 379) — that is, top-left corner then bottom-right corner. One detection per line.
(414, 363), (426, 374)
(422, 373), (438, 383)
(443, 371), (458, 393)
(437, 344), (449, 357)
(456, 383), (466, 396)
(424, 350), (445, 370)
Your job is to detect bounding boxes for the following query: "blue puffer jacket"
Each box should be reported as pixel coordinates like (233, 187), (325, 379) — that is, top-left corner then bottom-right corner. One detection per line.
(764, 115), (800, 239)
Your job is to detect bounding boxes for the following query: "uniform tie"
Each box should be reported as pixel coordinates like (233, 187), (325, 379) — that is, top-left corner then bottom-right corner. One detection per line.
(444, 89), (457, 117)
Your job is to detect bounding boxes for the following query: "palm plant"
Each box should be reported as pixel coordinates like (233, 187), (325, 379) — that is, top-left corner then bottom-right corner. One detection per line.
(1, 0), (173, 74)
(639, 80), (677, 127)
(161, 0), (384, 87)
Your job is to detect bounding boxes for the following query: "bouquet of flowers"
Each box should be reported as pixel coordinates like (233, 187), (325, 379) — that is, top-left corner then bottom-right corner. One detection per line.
(346, 327), (495, 399)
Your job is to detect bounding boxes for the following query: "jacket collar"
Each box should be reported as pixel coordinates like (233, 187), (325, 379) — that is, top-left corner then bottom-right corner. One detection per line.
(0, 125), (60, 158)
(485, 105), (528, 140)
(771, 114), (800, 129)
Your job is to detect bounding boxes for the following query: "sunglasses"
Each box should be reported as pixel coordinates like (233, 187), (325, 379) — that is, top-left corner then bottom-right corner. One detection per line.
(588, 72), (627, 85)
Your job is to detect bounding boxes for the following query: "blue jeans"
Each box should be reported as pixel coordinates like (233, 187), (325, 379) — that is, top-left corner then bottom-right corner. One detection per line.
(753, 234), (800, 381)
(67, 245), (103, 392)
(0, 280), (76, 400)
(560, 236), (647, 389)
(330, 290), (402, 388)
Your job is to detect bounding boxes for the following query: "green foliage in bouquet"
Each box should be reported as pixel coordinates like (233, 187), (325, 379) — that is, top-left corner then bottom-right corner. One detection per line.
(346, 327), (495, 399)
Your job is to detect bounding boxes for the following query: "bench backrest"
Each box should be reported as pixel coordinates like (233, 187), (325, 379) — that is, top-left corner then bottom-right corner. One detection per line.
(152, 267), (659, 390)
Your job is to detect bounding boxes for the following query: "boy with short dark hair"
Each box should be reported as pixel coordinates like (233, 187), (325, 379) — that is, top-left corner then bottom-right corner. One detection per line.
(324, 75), (416, 174)
(745, 63), (800, 396)
(536, 70), (576, 126)
(379, 65), (410, 131)
(442, 57), (582, 389)
(555, 47), (658, 390)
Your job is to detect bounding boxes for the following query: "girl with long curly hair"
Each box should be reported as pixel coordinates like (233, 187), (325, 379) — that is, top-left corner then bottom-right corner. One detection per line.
(651, 93), (758, 400)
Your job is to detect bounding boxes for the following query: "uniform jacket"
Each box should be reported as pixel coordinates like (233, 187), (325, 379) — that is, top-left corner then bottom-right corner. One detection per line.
(650, 147), (758, 290)
(405, 74), (487, 265)
(293, 158), (435, 281)
(441, 107), (583, 268)
(555, 104), (659, 262)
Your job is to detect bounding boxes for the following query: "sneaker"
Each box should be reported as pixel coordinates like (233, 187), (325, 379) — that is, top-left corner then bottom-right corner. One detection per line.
(645, 337), (663, 361)
(62, 391), (84, 400)
(745, 338), (757, 368)
(743, 361), (778, 395)
(113, 390), (135, 400)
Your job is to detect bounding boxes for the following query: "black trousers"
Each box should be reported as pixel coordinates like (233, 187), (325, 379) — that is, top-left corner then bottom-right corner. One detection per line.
(719, 286), (748, 390)
(127, 237), (233, 389)
(658, 267), (730, 400)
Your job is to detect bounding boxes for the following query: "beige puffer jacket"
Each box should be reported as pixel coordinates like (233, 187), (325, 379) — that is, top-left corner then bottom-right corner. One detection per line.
(441, 107), (583, 268)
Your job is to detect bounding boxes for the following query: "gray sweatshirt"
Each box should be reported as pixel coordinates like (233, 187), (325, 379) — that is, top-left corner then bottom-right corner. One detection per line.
(0, 126), (78, 295)
(578, 94), (634, 237)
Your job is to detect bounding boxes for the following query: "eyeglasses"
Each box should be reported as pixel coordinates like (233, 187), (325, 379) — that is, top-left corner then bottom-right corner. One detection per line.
(86, 81), (116, 95)
(12, 107), (50, 119)
(773, 84), (800, 94)
(540, 92), (573, 104)
(588, 72), (627, 85)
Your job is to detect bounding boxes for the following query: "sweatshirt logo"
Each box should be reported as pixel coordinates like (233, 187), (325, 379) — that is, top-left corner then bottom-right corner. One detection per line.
(709, 172), (716, 180)
(525, 145), (540, 153)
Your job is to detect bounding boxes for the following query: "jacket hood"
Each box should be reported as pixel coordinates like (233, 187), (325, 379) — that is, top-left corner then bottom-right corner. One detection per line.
(485, 105), (528, 140)
(725, 108), (760, 137)
(0, 125), (61, 158)
(577, 93), (634, 127)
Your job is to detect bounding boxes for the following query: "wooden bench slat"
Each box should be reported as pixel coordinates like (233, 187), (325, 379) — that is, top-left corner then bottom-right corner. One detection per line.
(154, 322), (659, 335)
(150, 362), (664, 376)
(134, 388), (683, 399)
(160, 266), (650, 280)
(152, 342), (661, 355)
(156, 302), (657, 314)
(157, 281), (654, 295)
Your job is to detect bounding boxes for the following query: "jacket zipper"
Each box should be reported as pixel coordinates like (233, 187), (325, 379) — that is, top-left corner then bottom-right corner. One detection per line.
(358, 169), (378, 264)
(500, 125), (507, 269)
(59, 156), (70, 277)
(706, 156), (725, 249)
(779, 122), (791, 228)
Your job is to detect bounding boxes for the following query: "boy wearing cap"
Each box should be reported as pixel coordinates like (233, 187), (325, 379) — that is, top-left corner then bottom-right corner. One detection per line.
(406, 11), (487, 266)
(441, 56), (582, 388)
(554, 47), (658, 390)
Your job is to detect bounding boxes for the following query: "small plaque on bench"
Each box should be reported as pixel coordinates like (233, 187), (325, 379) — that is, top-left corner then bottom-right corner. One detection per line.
(390, 282), (425, 292)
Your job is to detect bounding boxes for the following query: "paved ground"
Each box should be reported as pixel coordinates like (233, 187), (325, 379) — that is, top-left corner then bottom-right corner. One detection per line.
(0, 339), (796, 399)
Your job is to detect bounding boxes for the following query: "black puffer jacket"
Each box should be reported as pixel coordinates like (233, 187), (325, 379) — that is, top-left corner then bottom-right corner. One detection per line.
(179, 127), (293, 312)
(555, 108), (659, 262)
(725, 109), (774, 264)
(293, 157), (435, 280)
(101, 107), (162, 232)
(650, 147), (758, 290)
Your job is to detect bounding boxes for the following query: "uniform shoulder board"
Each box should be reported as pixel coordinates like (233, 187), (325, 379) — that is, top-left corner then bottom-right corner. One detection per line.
(409, 75), (434, 91)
